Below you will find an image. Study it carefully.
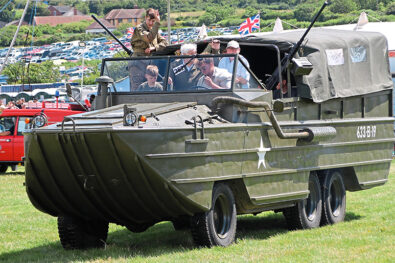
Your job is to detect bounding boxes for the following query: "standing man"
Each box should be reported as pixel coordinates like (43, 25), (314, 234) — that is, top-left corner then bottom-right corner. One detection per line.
(218, 40), (250, 89)
(130, 8), (168, 57)
(169, 43), (202, 91)
(129, 8), (168, 90)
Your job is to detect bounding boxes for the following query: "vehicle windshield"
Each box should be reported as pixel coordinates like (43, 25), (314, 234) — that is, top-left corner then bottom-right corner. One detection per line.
(101, 54), (264, 93)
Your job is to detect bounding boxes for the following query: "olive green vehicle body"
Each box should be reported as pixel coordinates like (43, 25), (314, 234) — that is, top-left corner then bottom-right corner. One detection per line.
(24, 29), (393, 228)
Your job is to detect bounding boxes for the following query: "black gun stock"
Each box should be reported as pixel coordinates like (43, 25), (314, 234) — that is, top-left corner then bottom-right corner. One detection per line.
(91, 15), (133, 57)
(265, 1), (328, 90)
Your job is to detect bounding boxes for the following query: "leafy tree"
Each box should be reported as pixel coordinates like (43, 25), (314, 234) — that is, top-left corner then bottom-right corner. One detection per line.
(3, 61), (60, 84)
(0, 0), (15, 22)
(294, 3), (317, 21)
(386, 2), (395, 15)
(198, 12), (216, 25)
(89, 1), (104, 15)
(24, 2), (50, 23)
(330, 0), (357, 14)
(75, 2), (89, 14)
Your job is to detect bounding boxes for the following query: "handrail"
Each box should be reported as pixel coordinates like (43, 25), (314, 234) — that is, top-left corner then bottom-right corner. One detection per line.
(211, 96), (310, 139)
(61, 117), (76, 132)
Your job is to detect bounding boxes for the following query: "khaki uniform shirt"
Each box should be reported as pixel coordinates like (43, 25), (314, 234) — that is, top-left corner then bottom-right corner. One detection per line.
(131, 21), (167, 57)
(197, 67), (232, 89)
(169, 59), (202, 91)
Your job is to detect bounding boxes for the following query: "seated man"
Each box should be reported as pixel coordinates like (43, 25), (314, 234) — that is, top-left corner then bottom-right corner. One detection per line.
(196, 58), (232, 89)
(218, 40), (250, 89)
(136, 65), (163, 92)
(169, 43), (202, 91)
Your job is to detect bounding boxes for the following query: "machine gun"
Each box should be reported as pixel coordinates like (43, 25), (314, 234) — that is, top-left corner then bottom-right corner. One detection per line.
(265, 1), (328, 90)
(91, 15), (133, 57)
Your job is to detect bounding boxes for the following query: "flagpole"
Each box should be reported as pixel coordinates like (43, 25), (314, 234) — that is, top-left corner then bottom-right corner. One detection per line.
(258, 11), (261, 32)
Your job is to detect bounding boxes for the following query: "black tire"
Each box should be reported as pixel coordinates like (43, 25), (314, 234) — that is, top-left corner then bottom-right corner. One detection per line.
(57, 216), (109, 250)
(283, 172), (322, 230)
(0, 164), (8, 173)
(321, 170), (346, 225)
(191, 183), (237, 247)
(171, 216), (191, 231)
(126, 222), (154, 233)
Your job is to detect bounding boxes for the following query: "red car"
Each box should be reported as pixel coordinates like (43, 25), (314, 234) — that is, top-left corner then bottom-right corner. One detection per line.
(0, 102), (84, 172)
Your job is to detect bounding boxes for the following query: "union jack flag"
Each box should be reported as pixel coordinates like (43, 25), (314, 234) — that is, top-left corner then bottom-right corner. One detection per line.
(238, 14), (260, 36)
(126, 27), (134, 39)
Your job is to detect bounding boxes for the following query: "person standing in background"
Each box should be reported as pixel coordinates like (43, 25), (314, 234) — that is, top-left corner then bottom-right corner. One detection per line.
(130, 8), (168, 57)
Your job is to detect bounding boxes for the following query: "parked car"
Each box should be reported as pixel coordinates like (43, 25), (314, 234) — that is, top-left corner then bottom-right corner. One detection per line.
(0, 103), (85, 173)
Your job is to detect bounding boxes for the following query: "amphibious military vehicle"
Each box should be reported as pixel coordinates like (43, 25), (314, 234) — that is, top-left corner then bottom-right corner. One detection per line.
(24, 26), (393, 249)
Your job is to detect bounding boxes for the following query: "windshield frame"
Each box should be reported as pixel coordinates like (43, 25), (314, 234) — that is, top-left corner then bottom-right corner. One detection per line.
(100, 53), (265, 94)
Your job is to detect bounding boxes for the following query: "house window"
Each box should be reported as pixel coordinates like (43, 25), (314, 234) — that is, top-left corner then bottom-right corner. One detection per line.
(54, 11), (56, 16)
(128, 18), (132, 22)
(118, 19), (122, 23)
(134, 18), (137, 23)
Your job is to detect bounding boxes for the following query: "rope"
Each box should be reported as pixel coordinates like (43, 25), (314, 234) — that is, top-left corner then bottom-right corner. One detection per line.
(282, 20), (299, 29)
(0, 0), (13, 14)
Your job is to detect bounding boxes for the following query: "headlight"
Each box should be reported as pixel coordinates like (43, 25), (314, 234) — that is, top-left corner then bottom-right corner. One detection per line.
(123, 105), (137, 126)
(33, 114), (47, 128)
(124, 112), (137, 126)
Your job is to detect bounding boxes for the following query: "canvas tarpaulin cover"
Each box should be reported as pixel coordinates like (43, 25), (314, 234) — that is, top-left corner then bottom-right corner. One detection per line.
(158, 29), (393, 103)
(240, 29), (393, 102)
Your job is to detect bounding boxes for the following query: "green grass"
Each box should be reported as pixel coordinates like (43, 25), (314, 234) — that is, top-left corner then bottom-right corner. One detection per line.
(0, 163), (394, 263)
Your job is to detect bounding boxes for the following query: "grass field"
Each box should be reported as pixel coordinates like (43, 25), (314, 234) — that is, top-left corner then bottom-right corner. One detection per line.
(0, 163), (394, 263)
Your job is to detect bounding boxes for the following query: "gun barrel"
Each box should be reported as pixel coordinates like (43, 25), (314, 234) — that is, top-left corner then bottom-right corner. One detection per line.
(91, 15), (133, 57)
(265, 1), (328, 90)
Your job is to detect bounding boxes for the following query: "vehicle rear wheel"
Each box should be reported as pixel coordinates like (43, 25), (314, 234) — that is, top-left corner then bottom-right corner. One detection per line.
(0, 164), (8, 173)
(283, 172), (322, 229)
(191, 182), (237, 247)
(57, 216), (108, 250)
(321, 170), (346, 225)
(171, 216), (191, 231)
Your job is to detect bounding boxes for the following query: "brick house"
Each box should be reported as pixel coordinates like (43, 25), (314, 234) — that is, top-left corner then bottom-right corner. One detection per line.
(34, 16), (92, 26)
(105, 9), (145, 27)
(86, 19), (116, 34)
(48, 5), (84, 16)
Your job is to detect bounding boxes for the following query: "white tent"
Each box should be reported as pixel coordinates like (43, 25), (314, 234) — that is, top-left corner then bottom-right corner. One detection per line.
(273, 17), (284, 33)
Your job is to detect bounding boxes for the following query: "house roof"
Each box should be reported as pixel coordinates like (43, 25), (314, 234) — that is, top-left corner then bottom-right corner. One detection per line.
(87, 19), (116, 30)
(105, 9), (145, 20)
(52, 5), (73, 13)
(34, 15), (92, 26)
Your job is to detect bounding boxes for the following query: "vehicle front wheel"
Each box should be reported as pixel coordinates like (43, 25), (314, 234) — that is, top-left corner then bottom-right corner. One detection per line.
(57, 216), (108, 250)
(191, 182), (237, 247)
(283, 172), (322, 229)
(321, 170), (346, 225)
(0, 164), (8, 173)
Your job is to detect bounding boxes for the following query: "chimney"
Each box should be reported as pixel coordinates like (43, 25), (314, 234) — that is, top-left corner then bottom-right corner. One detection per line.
(74, 7), (77, 16)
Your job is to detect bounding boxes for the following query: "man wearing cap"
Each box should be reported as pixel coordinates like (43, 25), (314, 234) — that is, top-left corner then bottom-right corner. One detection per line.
(218, 40), (250, 89)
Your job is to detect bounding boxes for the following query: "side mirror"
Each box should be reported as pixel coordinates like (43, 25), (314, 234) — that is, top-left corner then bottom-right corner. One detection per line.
(66, 83), (73, 98)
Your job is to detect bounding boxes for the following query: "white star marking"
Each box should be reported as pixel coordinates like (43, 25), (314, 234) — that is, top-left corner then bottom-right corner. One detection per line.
(257, 137), (271, 169)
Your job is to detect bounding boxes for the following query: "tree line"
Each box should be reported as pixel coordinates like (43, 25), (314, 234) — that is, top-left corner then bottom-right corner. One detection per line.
(0, 0), (394, 24)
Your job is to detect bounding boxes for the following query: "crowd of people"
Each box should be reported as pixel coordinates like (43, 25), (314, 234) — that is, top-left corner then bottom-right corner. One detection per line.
(128, 8), (252, 93)
(0, 98), (38, 110)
